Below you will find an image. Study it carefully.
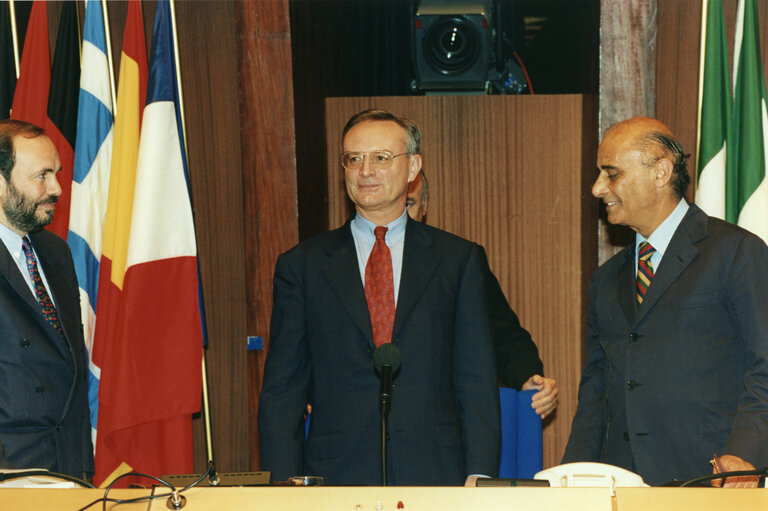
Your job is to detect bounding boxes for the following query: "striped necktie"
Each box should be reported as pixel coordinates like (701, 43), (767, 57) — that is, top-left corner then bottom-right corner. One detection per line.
(21, 236), (65, 337)
(364, 226), (395, 347)
(636, 241), (656, 305)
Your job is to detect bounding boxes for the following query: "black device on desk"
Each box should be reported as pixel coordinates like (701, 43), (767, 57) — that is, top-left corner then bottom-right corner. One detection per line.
(475, 478), (550, 487)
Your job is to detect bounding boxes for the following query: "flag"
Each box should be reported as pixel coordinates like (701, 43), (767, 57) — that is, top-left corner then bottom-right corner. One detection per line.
(90, 0), (147, 484)
(93, 0), (202, 486)
(695, 0), (730, 219)
(45, 1), (80, 238)
(9, 1), (79, 239)
(11, 0), (49, 126)
(0, 3), (16, 119)
(728, 0), (768, 243)
(69, 0), (115, 451)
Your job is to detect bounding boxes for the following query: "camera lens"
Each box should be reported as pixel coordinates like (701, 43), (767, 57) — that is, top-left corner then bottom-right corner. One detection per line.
(423, 16), (480, 75)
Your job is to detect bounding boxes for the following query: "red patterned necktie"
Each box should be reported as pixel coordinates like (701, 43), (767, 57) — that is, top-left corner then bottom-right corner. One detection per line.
(364, 226), (395, 347)
(636, 241), (656, 305)
(21, 237), (64, 337)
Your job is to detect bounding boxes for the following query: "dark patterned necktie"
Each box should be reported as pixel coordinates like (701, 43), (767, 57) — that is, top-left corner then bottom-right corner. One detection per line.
(21, 237), (64, 337)
(636, 241), (656, 305)
(364, 226), (395, 346)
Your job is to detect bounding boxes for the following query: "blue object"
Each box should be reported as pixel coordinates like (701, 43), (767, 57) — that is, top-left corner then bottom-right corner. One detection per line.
(498, 388), (542, 478)
(247, 336), (263, 351)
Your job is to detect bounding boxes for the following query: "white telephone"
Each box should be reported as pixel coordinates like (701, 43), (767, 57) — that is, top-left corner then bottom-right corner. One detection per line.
(534, 462), (647, 495)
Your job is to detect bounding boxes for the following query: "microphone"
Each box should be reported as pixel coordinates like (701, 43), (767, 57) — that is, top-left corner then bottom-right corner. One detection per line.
(373, 344), (401, 414)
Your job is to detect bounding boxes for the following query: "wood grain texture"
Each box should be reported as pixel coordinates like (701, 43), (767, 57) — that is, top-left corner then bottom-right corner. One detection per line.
(235, 0), (298, 471)
(326, 95), (598, 469)
(175, 1), (250, 473)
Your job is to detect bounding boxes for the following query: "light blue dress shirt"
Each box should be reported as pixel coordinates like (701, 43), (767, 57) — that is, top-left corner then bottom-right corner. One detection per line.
(351, 210), (408, 305)
(0, 222), (57, 305)
(634, 198), (689, 277)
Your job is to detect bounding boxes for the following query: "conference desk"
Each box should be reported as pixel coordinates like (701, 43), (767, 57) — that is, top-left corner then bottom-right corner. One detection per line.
(1, 486), (767, 510)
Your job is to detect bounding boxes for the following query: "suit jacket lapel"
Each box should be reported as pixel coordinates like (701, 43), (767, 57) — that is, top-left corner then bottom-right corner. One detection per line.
(393, 218), (440, 341)
(634, 205), (705, 324)
(318, 219), (374, 344)
(35, 248), (76, 347)
(0, 237), (48, 313)
(617, 246), (637, 325)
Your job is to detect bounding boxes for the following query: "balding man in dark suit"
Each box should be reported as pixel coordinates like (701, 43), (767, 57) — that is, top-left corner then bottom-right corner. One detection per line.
(563, 117), (768, 487)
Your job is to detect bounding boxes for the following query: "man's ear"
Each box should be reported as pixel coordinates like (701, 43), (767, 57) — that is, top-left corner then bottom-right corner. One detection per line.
(408, 154), (423, 183)
(655, 158), (674, 187)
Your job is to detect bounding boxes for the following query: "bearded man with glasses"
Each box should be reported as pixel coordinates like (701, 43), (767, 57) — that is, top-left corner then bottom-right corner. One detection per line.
(259, 109), (534, 486)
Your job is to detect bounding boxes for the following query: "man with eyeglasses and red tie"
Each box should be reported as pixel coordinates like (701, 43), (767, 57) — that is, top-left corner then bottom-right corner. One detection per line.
(0, 119), (93, 479)
(260, 109), (536, 486)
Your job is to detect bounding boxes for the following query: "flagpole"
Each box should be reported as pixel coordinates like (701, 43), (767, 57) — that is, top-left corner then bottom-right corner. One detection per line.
(168, 0), (188, 153)
(167, 0), (217, 482)
(8, 0), (19, 79)
(100, 0), (117, 116)
(696, 0), (709, 170)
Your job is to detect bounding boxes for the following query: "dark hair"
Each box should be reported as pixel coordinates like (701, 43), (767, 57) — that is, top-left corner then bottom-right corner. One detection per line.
(0, 119), (46, 181)
(342, 109), (421, 154)
(641, 131), (691, 198)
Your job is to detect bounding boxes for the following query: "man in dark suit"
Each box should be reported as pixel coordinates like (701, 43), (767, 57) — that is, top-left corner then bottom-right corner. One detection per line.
(0, 119), (93, 479)
(260, 109), (514, 485)
(562, 117), (768, 487)
(405, 171), (559, 415)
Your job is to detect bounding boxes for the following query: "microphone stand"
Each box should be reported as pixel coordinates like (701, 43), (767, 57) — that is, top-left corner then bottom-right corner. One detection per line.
(381, 409), (388, 486)
(379, 365), (393, 486)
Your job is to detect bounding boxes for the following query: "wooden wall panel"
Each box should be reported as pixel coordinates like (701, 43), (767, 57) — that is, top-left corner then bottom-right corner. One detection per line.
(174, 1), (250, 474)
(325, 95), (598, 469)
(235, 0), (298, 471)
(656, 0), (701, 196)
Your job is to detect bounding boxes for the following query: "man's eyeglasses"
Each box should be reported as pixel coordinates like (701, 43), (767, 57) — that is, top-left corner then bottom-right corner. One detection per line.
(341, 151), (410, 170)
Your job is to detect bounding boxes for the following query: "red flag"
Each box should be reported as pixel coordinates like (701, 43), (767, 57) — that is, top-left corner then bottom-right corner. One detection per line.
(11, 1), (49, 126)
(10, 1), (79, 239)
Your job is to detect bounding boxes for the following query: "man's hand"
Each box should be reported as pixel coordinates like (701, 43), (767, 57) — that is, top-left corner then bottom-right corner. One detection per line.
(521, 374), (559, 419)
(711, 454), (759, 488)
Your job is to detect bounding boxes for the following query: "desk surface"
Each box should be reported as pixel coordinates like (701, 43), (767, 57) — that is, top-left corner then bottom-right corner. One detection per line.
(615, 487), (768, 510)
(1, 486), (767, 511)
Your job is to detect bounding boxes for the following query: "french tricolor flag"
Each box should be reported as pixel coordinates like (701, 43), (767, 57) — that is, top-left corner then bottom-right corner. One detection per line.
(92, 0), (203, 486)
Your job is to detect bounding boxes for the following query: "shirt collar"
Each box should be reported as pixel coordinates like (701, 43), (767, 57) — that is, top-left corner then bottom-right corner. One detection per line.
(0, 222), (25, 259)
(635, 197), (689, 256)
(351, 209), (408, 245)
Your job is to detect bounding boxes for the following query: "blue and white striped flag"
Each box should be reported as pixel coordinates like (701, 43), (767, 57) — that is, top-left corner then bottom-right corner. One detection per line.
(68, 0), (114, 446)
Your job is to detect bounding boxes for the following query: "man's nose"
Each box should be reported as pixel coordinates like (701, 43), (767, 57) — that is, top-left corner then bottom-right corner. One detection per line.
(359, 155), (375, 176)
(47, 174), (62, 197)
(592, 173), (607, 198)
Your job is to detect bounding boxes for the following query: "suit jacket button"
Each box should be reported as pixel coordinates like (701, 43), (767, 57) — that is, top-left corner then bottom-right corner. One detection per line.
(629, 333), (639, 342)
(21, 338), (31, 348)
(626, 380), (636, 390)
(56, 424), (62, 432)
(36, 385), (45, 393)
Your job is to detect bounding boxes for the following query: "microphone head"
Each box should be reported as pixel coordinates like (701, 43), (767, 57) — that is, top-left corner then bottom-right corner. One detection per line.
(373, 343), (401, 373)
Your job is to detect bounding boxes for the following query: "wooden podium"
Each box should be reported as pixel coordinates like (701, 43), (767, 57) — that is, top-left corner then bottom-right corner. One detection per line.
(3, 486), (767, 510)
